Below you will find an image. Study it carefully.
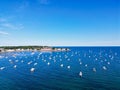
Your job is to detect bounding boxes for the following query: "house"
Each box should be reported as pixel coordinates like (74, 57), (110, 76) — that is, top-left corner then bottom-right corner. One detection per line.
(0, 48), (4, 52)
(40, 47), (52, 51)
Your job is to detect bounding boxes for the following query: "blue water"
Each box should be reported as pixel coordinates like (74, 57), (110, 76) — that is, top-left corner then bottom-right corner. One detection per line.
(0, 47), (120, 90)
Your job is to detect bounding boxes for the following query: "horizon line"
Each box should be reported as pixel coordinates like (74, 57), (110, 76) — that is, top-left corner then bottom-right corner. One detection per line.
(0, 45), (120, 47)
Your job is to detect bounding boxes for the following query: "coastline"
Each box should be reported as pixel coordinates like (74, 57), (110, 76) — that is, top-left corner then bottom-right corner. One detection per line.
(0, 46), (70, 53)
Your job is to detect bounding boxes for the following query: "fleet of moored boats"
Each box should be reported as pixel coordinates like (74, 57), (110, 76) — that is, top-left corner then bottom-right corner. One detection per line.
(0, 49), (119, 78)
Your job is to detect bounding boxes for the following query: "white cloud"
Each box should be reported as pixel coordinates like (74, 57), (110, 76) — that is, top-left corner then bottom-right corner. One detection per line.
(1, 23), (21, 30)
(0, 31), (9, 35)
(0, 17), (24, 30)
(1, 23), (16, 29)
(1, 23), (24, 30)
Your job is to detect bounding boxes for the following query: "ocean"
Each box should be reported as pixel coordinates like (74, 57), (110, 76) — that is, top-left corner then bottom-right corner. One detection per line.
(0, 47), (120, 90)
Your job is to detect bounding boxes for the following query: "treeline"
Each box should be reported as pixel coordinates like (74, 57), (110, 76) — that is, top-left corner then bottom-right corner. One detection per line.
(0, 46), (50, 50)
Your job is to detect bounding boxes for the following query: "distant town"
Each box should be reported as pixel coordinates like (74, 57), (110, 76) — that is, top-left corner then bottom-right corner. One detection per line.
(0, 46), (70, 53)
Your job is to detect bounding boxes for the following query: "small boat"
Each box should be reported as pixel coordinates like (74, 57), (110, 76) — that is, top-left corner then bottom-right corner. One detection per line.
(67, 65), (70, 69)
(79, 71), (82, 77)
(0, 67), (5, 70)
(93, 68), (96, 72)
(103, 66), (107, 70)
(60, 64), (63, 67)
(30, 68), (35, 72)
(14, 65), (17, 68)
(47, 62), (50, 65)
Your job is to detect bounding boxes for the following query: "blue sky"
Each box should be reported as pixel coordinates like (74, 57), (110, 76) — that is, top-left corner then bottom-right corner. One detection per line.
(0, 0), (119, 46)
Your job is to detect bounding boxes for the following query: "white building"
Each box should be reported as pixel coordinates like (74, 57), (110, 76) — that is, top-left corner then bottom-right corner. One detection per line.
(0, 48), (4, 52)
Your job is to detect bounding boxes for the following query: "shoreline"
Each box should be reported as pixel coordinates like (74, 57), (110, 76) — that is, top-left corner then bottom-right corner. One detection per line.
(0, 46), (70, 53)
